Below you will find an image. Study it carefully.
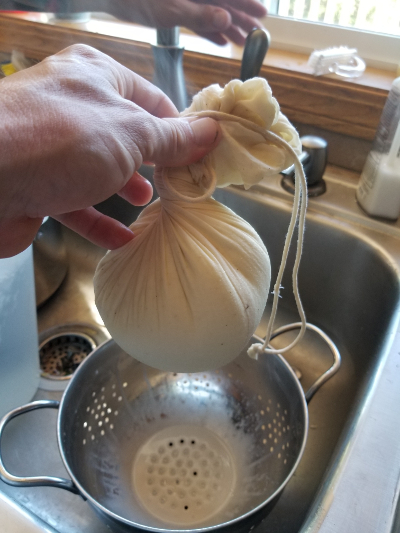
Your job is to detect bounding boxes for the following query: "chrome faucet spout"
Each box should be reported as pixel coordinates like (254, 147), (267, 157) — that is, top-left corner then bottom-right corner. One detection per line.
(152, 27), (188, 112)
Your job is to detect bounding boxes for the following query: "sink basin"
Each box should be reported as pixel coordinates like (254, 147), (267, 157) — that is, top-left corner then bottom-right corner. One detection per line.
(1, 167), (400, 533)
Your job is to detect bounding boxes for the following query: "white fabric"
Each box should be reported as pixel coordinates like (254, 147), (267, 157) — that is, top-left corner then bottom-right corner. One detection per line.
(94, 78), (301, 372)
(184, 78), (302, 188)
(94, 193), (270, 372)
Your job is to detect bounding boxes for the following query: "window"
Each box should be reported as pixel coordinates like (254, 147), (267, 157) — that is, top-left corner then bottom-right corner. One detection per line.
(266, 0), (399, 35)
(261, 1), (400, 71)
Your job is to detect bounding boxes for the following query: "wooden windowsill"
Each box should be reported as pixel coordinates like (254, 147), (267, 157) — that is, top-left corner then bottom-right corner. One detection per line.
(0, 11), (395, 171)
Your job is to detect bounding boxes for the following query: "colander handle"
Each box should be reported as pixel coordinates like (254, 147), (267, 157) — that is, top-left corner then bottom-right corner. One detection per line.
(0, 400), (80, 494)
(270, 322), (341, 403)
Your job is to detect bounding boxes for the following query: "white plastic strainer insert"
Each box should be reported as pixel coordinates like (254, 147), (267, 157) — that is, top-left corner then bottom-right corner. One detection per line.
(132, 425), (237, 527)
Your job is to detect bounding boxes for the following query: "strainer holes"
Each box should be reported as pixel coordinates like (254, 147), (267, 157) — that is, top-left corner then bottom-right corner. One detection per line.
(184, 506), (188, 510)
(191, 440), (196, 445)
(169, 442), (174, 447)
(193, 471), (198, 476)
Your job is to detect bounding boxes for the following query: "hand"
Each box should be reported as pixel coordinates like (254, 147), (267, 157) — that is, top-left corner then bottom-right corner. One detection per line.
(0, 44), (220, 258)
(92, 0), (267, 46)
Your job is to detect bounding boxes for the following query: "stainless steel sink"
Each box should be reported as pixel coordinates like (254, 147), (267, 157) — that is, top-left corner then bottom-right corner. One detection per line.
(1, 166), (400, 533)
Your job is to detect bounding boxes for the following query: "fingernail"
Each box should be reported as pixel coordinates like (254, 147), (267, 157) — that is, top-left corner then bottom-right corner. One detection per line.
(189, 118), (219, 146)
(212, 9), (229, 30)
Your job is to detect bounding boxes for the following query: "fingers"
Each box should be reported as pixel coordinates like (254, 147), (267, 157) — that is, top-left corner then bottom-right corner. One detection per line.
(175, 0), (267, 44)
(54, 208), (135, 250)
(174, 1), (233, 32)
(214, 0), (267, 18)
(118, 172), (154, 205)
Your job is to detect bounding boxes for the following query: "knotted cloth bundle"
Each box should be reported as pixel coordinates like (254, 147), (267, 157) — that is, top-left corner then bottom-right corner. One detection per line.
(94, 78), (305, 372)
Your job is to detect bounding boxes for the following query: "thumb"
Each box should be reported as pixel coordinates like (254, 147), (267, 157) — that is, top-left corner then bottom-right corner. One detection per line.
(137, 116), (221, 167)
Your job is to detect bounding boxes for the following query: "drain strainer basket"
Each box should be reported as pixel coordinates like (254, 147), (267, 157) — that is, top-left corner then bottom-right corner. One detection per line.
(40, 332), (95, 379)
(38, 323), (107, 391)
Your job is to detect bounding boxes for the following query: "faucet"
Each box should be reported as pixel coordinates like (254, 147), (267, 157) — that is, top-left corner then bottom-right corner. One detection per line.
(152, 27), (188, 112)
(281, 135), (328, 196)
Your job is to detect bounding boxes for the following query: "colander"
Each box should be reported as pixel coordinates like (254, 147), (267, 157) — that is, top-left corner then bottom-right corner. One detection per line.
(0, 323), (340, 533)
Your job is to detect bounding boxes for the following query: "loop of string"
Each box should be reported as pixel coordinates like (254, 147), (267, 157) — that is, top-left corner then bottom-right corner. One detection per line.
(162, 110), (308, 357)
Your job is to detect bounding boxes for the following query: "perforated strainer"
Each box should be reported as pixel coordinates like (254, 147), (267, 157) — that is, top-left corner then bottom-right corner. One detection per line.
(0, 324), (340, 532)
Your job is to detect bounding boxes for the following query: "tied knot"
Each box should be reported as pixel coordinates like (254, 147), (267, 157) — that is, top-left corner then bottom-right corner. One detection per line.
(247, 343), (265, 360)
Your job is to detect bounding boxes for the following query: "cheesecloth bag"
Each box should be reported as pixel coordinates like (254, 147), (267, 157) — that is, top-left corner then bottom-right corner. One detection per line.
(94, 78), (305, 372)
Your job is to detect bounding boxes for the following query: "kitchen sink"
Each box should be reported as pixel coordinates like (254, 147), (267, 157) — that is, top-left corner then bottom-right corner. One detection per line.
(1, 166), (400, 533)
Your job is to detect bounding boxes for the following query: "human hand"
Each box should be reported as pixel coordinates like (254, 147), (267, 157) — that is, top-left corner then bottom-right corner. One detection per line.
(96, 0), (267, 46)
(0, 44), (220, 258)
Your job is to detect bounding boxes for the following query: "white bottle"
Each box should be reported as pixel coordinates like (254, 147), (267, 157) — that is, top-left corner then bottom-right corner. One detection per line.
(0, 246), (40, 419)
(356, 77), (400, 220)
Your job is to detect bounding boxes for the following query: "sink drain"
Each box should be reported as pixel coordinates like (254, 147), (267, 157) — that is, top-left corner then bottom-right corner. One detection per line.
(40, 332), (96, 380)
(132, 425), (237, 527)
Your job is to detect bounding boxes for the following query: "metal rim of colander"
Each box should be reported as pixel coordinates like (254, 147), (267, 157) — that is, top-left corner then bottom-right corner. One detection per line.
(55, 335), (309, 533)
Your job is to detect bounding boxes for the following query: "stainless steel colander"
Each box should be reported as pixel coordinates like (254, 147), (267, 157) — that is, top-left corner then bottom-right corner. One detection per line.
(0, 324), (340, 532)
